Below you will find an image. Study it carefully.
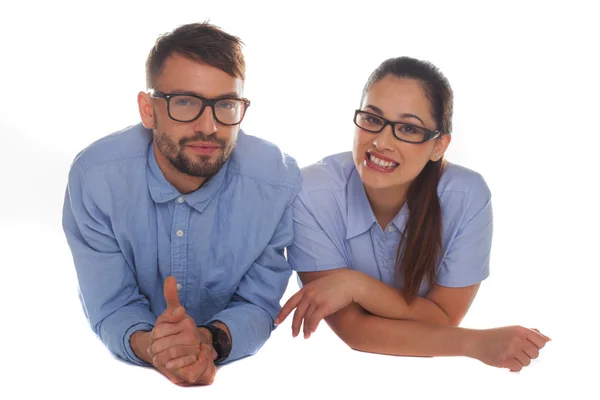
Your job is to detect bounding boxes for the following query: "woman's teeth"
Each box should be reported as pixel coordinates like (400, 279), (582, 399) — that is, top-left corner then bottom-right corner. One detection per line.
(368, 153), (398, 169)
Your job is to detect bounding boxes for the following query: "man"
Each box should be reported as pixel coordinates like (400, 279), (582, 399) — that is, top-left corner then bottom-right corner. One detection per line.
(62, 22), (301, 386)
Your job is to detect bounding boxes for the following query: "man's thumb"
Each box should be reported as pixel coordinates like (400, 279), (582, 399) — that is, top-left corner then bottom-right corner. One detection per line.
(164, 276), (181, 310)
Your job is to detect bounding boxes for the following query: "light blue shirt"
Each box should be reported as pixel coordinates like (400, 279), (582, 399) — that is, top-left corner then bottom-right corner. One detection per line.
(62, 123), (301, 365)
(287, 152), (492, 295)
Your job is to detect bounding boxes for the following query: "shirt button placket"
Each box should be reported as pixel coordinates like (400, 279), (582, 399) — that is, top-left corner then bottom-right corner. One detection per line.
(171, 197), (189, 304)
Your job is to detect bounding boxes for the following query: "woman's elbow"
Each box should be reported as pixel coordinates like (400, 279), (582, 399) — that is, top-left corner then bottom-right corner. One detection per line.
(446, 314), (464, 327)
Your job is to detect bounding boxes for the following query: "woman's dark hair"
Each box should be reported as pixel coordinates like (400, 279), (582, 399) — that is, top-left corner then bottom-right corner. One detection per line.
(145, 21), (245, 89)
(361, 56), (453, 303)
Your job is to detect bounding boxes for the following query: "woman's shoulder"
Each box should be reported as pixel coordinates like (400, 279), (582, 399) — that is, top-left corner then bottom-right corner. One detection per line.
(439, 161), (492, 211)
(300, 151), (355, 194)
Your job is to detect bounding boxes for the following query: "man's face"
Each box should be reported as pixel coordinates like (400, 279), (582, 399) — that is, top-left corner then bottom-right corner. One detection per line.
(141, 53), (245, 178)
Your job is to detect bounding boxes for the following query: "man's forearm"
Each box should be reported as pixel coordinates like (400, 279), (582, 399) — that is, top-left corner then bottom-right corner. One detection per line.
(354, 271), (450, 325)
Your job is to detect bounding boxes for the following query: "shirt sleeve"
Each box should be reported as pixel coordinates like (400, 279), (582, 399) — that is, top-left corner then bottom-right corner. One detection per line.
(62, 164), (156, 366)
(436, 175), (493, 287)
(207, 180), (300, 364)
(286, 188), (348, 272)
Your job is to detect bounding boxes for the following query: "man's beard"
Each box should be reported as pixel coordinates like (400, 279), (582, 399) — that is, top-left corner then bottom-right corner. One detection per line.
(154, 126), (234, 178)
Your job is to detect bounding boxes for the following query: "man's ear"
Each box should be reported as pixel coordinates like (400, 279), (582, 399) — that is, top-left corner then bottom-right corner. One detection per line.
(138, 91), (155, 129)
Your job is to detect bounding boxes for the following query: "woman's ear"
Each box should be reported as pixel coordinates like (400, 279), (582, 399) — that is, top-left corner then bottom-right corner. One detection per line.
(430, 133), (451, 162)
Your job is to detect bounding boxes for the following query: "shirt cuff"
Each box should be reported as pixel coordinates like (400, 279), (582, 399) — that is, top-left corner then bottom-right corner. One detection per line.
(123, 322), (154, 366)
(208, 306), (272, 364)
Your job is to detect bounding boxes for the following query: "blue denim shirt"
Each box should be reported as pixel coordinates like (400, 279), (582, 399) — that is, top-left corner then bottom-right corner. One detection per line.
(288, 152), (492, 294)
(62, 123), (301, 365)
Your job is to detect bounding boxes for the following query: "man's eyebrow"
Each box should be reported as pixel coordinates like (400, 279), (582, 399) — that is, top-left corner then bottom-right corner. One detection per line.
(169, 90), (241, 99)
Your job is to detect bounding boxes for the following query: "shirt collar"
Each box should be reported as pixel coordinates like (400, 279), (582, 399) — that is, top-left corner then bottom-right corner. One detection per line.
(345, 168), (409, 239)
(147, 142), (229, 213)
(346, 168), (377, 239)
(391, 203), (409, 232)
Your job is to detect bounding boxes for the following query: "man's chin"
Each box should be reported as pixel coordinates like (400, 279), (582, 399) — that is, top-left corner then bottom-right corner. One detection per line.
(182, 161), (225, 178)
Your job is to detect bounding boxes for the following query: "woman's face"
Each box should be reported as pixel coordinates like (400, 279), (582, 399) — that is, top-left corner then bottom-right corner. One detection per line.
(352, 75), (450, 193)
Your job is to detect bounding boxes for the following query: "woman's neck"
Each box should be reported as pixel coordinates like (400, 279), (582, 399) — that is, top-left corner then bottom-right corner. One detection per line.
(364, 184), (409, 230)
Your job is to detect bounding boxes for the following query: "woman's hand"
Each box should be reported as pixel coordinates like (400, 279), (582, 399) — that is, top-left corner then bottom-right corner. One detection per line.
(275, 269), (364, 338)
(465, 326), (551, 372)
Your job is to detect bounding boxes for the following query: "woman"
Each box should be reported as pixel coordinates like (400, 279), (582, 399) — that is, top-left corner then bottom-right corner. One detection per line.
(275, 56), (550, 372)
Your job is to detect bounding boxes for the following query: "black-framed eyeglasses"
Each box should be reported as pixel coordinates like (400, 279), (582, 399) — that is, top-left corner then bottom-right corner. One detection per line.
(354, 110), (442, 144)
(149, 89), (251, 126)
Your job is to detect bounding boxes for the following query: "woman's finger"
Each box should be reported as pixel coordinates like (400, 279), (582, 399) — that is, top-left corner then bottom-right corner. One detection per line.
(303, 303), (317, 339)
(292, 298), (311, 337)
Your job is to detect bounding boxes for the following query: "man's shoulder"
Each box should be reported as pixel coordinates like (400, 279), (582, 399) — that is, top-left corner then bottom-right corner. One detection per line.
(300, 151), (355, 194)
(230, 130), (301, 190)
(69, 123), (152, 175)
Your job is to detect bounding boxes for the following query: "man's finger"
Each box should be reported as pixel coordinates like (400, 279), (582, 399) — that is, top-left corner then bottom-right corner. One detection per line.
(153, 344), (201, 366)
(152, 316), (195, 341)
(166, 354), (198, 371)
(155, 306), (186, 325)
(275, 291), (303, 325)
(164, 276), (181, 309)
(193, 343), (217, 385)
(175, 356), (210, 383)
(151, 333), (199, 355)
(161, 368), (185, 385)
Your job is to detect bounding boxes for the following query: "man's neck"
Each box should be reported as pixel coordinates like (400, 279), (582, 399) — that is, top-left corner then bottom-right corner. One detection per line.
(153, 144), (206, 194)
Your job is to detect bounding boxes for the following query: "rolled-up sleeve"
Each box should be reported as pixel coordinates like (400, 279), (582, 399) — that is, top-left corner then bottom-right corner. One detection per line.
(208, 188), (298, 363)
(62, 164), (156, 366)
(437, 175), (493, 287)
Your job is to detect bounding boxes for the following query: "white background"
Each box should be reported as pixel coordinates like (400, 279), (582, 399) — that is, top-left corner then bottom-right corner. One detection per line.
(1, 0), (598, 398)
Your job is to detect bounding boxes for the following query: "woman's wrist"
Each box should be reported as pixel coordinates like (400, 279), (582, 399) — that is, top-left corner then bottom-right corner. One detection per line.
(349, 269), (369, 304)
(459, 328), (481, 359)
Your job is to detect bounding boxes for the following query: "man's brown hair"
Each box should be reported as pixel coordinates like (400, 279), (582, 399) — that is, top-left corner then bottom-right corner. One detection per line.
(145, 22), (245, 89)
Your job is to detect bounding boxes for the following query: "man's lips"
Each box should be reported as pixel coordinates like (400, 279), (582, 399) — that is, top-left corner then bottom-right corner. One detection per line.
(186, 142), (222, 155)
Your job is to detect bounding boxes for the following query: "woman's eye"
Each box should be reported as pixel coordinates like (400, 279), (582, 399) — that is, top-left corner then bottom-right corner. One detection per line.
(399, 124), (419, 134)
(365, 116), (383, 125)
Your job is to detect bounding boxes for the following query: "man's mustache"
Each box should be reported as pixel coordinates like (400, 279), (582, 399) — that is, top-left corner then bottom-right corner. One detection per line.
(179, 132), (226, 147)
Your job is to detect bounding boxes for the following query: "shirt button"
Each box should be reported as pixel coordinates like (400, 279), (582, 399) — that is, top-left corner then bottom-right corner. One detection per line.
(176, 283), (182, 291)
(176, 229), (184, 237)
(177, 197), (184, 204)
(388, 226), (394, 232)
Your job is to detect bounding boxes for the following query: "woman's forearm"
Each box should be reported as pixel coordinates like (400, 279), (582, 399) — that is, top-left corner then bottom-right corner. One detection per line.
(353, 271), (451, 325)
(328, 304), (476, 358)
